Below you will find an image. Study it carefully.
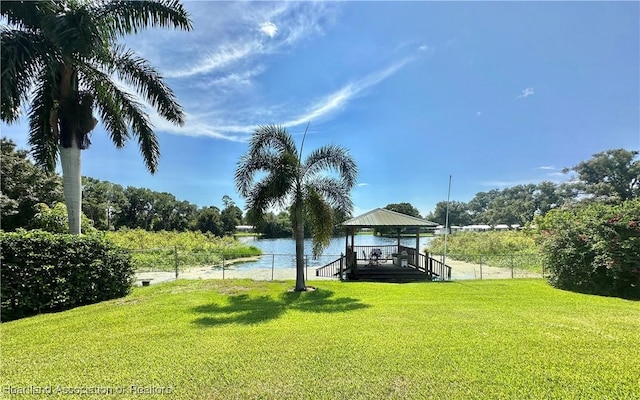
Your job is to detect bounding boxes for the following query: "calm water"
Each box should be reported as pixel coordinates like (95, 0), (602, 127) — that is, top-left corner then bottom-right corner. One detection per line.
(233, 235), (434, 270)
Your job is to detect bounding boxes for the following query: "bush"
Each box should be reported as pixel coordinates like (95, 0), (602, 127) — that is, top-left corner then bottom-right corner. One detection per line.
(534, 199), (640, 299)
(1, 230), (134, 321)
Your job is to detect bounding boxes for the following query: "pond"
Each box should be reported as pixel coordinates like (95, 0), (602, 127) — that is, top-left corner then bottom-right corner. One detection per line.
(233, 235), (435, 270)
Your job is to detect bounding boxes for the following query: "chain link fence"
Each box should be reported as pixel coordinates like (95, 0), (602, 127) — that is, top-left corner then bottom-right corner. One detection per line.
(430, 253), (545, 280)
(131, 249), (545, 285)
(131, 249), (341, 285)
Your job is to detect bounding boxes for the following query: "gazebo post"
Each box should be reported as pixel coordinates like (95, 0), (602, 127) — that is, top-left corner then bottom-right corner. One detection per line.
(415, 229), (420, 267)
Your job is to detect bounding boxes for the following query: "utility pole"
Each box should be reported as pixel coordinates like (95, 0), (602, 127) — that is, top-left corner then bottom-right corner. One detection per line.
(443, 175), (452, 267)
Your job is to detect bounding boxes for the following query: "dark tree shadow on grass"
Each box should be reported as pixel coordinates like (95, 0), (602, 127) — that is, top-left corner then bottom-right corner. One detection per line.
(192, 289), (370, 326)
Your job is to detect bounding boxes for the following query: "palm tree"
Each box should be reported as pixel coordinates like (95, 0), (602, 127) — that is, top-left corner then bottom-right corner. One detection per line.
(1, 0), (192, 234)
(235, 125), (358, 291)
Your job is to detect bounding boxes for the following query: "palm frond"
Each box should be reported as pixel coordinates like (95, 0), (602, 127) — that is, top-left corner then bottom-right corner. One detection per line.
(0, 28), (56, 122)
(307, 176), (354, 215)
(1, 1), (59, 30)
(303, 144), (358, 188)
(97, 0), (192, 37)
(304, 187), (334, 257)
(46, 3), (108, 60)
(79, 63), (158, 171)
(79, 65), (129, 147)
(27, 74), (58, 172)
(108, 45), (184, 124)
(249, 125), (298, 159)
(234, 152), (280, 197)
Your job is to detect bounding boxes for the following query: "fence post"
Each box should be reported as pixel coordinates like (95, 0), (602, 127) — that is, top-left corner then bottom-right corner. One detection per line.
(222, 253), (225, 280)
(271, 254), (275, 281)
(480, 255), (483, 280)
(305, 255), (308, 281)
(511, 255), (514, 279)
(174, 246), (179, 279)
(339, 253), (344, 280)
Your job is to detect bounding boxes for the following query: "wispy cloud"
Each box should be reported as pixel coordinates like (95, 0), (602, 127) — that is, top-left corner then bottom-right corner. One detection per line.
(282, 57), (415, 128)
(164, 2), (333, 79)
(357, 183), (370, 187)
(537, 165), (555, 170)
(517, 87), (535, 98)
(476, 111), (482, 117)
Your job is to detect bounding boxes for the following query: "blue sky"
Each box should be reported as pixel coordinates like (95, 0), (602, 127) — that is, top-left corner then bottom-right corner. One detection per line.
(3, 1), (639, 217)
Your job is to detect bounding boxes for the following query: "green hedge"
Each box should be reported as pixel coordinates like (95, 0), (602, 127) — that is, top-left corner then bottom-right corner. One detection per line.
(534, 199), (640, 299)
(1, 230), (134, 321)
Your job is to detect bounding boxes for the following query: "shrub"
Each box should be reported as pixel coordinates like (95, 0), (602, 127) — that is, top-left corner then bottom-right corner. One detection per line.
(1, 230), (134, 321)
(534, 199), (640, 299)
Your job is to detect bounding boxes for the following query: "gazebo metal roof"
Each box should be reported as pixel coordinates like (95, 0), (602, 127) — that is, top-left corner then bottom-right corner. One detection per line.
(341, 208), (437, 228)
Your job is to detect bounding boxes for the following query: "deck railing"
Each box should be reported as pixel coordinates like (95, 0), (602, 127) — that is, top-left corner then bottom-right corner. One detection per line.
(315, 255), (346, 278)
(399, 245), (452, 281)
(351, 245), (398, 264)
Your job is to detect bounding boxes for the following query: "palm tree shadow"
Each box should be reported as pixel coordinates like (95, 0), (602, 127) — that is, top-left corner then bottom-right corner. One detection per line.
(192, 289), (370, 327)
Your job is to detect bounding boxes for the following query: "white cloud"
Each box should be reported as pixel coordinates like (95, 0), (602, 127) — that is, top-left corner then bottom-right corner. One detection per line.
(537, 165), (555, 170)
(282, 57), (415, 128)
(259, 22), (278, 38)
(476, 111), (482, 117)
(418, 44), (429, 51)
(163, 2), (333, 79)
(357, 183), (370, 187)
(517, 87), (535, 98)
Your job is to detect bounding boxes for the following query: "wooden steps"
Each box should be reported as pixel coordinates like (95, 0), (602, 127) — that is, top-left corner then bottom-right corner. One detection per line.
(347, 264), (433, 282)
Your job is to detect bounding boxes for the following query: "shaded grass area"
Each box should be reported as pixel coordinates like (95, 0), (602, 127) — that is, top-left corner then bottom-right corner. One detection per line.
(1, 279), (639, 399)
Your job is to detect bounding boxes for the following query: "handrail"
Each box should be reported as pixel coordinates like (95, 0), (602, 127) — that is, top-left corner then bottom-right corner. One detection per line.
(315, 255), (346, 279)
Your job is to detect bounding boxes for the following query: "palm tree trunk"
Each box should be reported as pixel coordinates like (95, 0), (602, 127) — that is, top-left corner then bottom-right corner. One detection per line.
(59, 141), (82, 234)
(294, 203), (306, 291)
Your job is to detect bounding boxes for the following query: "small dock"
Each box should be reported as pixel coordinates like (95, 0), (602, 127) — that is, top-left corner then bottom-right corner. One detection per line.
(316, 244), (452, 282)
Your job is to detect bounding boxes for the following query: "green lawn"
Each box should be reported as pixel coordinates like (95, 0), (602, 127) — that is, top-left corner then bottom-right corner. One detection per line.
(1, 279), (639, 399)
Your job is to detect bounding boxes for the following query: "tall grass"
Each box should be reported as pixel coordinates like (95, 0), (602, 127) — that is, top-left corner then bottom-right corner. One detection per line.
(427, 231), (541, 270)
(105, 229), (261, 271)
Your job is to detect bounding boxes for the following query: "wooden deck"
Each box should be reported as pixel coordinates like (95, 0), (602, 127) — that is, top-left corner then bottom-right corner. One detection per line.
(346, 262), (434, 282)
(316, 249), (452, 282)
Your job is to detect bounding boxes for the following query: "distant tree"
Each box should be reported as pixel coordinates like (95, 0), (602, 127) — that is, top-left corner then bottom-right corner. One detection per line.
(427, 201), (472, 226)
(1, 0), (192, 233)
(118, 187), (156, 230)
(220, 195), (243, 234)
(194, 206), (223, 236)
(384, 202), (421, 218)
(533, 181), (565, 216)
(467, 189), (500, 224)
(564, 148), (640, 202)
(1, 138), (63, 230)
(259, 211), (293, 238)
(235, 125), (357, 291)
(81, 177), (127, 230)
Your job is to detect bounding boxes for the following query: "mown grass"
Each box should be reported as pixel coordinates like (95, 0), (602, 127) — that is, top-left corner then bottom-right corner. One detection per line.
(1, 279), (638, 399)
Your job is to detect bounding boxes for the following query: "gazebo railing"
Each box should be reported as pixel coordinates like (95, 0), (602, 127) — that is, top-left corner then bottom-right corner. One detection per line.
(351, 245), (398, 264)
(316, 255), (346, 278)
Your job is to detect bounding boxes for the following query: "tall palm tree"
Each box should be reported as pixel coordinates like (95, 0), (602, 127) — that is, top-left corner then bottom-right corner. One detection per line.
(235, 125), (358, 291)
(1, 0), (192, 234)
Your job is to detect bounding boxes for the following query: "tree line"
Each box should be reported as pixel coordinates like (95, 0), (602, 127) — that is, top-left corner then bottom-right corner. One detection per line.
(424, 148), (639, 227)
(1, 138), (242, 236)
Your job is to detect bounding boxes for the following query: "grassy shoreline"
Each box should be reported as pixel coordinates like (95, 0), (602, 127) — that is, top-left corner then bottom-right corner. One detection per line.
(2, 279), (638, 399)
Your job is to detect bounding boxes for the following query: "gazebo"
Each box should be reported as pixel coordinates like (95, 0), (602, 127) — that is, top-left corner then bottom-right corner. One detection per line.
(316, 208), (452, 281)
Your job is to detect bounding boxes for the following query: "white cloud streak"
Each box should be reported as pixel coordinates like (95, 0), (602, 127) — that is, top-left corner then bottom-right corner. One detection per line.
(517, 87), (535, 98)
